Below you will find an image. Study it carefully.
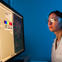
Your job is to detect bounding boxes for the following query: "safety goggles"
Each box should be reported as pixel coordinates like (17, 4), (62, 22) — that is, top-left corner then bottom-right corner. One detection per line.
(49, 17), (59, 23)
(50, 18), (55, 22)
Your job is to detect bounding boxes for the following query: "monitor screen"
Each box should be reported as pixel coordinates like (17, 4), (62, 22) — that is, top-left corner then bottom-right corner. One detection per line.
(0, 1), (24, 61)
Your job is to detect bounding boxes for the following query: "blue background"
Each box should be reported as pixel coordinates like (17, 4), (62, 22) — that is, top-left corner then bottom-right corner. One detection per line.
(3, 0), (62, 61)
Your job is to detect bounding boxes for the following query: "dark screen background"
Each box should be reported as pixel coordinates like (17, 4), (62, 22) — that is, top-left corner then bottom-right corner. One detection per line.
(13, 13), (24, 53)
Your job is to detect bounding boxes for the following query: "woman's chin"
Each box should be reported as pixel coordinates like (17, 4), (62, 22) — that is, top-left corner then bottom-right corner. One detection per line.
(49, 29), (54, 32)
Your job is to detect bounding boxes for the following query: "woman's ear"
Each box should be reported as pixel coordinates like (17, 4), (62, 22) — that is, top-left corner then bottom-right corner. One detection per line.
(60, 18), (62, 29)
(59, 23), (62, 29)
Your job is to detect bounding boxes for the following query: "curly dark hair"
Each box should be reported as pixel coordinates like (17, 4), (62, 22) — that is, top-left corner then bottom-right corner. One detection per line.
(49, 10), (62, 18)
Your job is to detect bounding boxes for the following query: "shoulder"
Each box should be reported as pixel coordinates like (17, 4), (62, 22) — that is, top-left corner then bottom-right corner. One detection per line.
(61, 37), (62, 41)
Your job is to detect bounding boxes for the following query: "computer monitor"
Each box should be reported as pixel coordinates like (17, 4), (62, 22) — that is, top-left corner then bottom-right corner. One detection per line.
(0, 1), (24, 62)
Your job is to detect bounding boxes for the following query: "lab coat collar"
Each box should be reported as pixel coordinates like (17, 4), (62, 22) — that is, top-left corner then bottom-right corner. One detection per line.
(55, 37), (62, 52)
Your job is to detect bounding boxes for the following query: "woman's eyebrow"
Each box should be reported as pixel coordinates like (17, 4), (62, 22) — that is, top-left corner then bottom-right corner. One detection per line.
(48, 16), (58, 21)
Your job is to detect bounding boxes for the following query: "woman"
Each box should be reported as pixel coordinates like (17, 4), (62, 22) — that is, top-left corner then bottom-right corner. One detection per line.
(48, 11), (62, 62)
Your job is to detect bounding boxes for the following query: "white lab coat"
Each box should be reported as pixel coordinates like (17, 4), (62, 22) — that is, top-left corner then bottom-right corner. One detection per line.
(51, 37), (62, 62)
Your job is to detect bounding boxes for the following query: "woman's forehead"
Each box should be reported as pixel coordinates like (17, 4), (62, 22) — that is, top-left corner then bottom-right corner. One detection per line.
(49, 13), (58, 20)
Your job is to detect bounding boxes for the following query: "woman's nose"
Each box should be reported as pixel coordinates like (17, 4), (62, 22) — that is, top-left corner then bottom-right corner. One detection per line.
(49, 21), (52, 25)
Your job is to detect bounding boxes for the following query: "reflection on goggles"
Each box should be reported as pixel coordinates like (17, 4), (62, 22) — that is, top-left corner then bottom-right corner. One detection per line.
(50, 18), (55, 22)
(50, 17), (62, 23)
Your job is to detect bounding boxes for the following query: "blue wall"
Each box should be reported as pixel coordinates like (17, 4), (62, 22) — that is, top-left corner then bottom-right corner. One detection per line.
(3, 0), (9, 4)
(3, 0), (62, 61)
